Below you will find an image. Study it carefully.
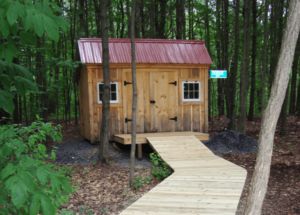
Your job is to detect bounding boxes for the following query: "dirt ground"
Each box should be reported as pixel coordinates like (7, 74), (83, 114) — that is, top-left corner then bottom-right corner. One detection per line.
(48, 115), (300, 215)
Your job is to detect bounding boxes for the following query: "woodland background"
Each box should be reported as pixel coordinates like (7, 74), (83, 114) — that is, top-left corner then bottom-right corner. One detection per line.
(1, 0), (299, 136)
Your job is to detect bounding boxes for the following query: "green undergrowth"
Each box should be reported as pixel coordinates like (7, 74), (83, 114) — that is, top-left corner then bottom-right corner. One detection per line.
(0, 116), (75, 215)
(132, 152), (173, 189)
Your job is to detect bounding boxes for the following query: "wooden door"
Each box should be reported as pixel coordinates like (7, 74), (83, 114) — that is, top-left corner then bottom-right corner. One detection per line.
(150, 71), (178, 132)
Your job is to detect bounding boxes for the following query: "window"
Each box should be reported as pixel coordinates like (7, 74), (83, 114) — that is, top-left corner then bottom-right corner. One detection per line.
(182, 81), (201, 101)
(97, 82), (118, 103)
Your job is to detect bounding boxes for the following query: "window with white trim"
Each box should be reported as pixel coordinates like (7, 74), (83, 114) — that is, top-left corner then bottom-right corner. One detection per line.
(97, 82), (118, 103)
(182, 81), (201, 101)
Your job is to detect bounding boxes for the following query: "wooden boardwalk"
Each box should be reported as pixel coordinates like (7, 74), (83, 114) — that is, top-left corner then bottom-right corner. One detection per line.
(120, 136), (247, 215)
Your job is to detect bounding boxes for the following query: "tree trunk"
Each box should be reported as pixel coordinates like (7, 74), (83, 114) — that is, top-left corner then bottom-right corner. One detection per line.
(99, 0), (111, 164)
(176, 0), (183, 39)
(158, 0), (167, 39)
(243, 1), (300, 213)
(126, 0), (131, 38)
(289, 35), (300, 114)
(261, 0), (269, 113)
(248, 0), (257, 121)
(140, 0), (145, 38)
(237, 0), (251, 134)
(129, 0), (137, 188)
(108, 0), (115, 38)
(227, 0), (239, 130)
(24, 94), (28, 126)
(19, 95), (22, 124)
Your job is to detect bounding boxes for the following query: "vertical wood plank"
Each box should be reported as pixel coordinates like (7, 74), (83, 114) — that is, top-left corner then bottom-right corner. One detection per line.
(137, 144), (142, 159)
(126, 72), (133, 133)
(150, 72), (155, 131)
(183, 105), (191, 131)
(136, 71), (145, 133)
(144, 72), (151, 132)
(180, 68), (189, 79)
(98, 68), (103, 79)
(204, 68), (209, 133)
(168, 72), (177, 131)
(122, 69), (128, 133)
(111, 68), (117, 79)
(177, 105), (183, 131)
(87, 68), (95, 142)
(192, 105), (201, 132)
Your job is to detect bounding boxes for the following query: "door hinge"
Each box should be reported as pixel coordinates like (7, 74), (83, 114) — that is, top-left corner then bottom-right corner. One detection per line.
(125, 118), (132, 123)
(150, 100), (156, 104)
(169, 116), (177, 121)
(169, 81), (177, 86)
(124, 81), (132, 86)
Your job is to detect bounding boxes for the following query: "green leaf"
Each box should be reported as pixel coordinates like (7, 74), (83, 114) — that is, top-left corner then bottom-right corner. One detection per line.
(40, 194), (57, 215)
(4, 175), (18, 190)
(59, 177), (73, 194)
(51, 16), (69, 32)
(19, 172), (36, 193)
(43, 15), (59, 42)
(37, 166), (48, 185)
(19, 77), (38, 91)
(0, 163), (15, 180)
(35, 2), (44, 13)
(11, 182), (27, 209)
(14, 64), (33, 80)
(32, 14), (44, 37)
(6, 3), (18, 26)
(14, 76), (26, 96)
(0, 74), (11, 91)
(0, 0), (10, 7)
(43, 1), (53, 16)
(0, 19), (10, 38)
(24, 11), (33, 31)
(49, 2), (62, 13)
(0, 192), (8, 205)
(29, 194), (41, 215)
(0, 94), (14, 115)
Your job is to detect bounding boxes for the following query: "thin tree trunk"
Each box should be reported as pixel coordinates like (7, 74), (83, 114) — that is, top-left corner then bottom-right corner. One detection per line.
(261, 0), (269, 113)
(238, 0), (251, 134)
(24, 95), (28, 126)
(176, 0), (183, 39)
(129, 0), (137, 188)
(248, 0), (257, 121)
(99, 0), (111, 164)
(243, 1), (300, 213)
(228, 0), (239, 130)
(19, 95), (22, 124)
(108, 0), (115, 38)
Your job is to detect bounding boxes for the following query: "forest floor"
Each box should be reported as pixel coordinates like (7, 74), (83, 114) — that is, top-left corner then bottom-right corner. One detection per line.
(47, 115), (300, 215)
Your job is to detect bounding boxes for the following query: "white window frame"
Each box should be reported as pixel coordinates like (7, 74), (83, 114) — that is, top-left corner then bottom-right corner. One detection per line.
(182, 81), (201, 102)
(97, 82), (119, 104)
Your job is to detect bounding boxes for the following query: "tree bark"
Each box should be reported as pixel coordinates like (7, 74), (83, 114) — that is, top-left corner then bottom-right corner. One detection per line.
(129, 0), (137, 188)
(280, 85), (289, 135)
(176, 0), (183, 39)
(108, 0), (115, 38)
(248, 0), (257, 121)
(243, 1), (300, 213)
(237, 0), (251, 134)
(261, 0), (269, 113)
(227, 0), (239, 130)
(99, 0), (111, 164)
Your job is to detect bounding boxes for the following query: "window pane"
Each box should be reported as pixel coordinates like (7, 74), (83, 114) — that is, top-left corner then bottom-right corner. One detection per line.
(99, 84), (103, 93)
(194, 83), (199, 90)
(111, 84), (116, 92)
(184, 92), (189, 99)
(99, 92), (103, 101)
(194, 91), (199, 99)
(189, 92), (194, 98)
(111, 93), (117, 100)
(184, 83), (188, 91)
(189, 83), (194, 90)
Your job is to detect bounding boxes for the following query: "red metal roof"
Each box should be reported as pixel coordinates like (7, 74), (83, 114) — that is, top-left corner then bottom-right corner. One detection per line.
(78, 38), (212, 65)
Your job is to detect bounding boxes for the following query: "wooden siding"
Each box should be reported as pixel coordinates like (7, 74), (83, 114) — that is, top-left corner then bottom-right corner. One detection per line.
(78, 66), (91, 140)
(79, 64), (209, 143)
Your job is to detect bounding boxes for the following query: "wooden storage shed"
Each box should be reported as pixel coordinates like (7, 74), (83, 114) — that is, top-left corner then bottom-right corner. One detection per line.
(77, 38), (212, 144)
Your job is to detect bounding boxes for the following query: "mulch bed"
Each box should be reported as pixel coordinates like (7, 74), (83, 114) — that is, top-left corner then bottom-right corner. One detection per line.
(46, 115), (300, 215)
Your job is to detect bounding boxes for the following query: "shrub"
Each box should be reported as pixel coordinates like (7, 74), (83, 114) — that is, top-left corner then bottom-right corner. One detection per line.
(149, 153), (173, 180)
(0, 117), (74, 215)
